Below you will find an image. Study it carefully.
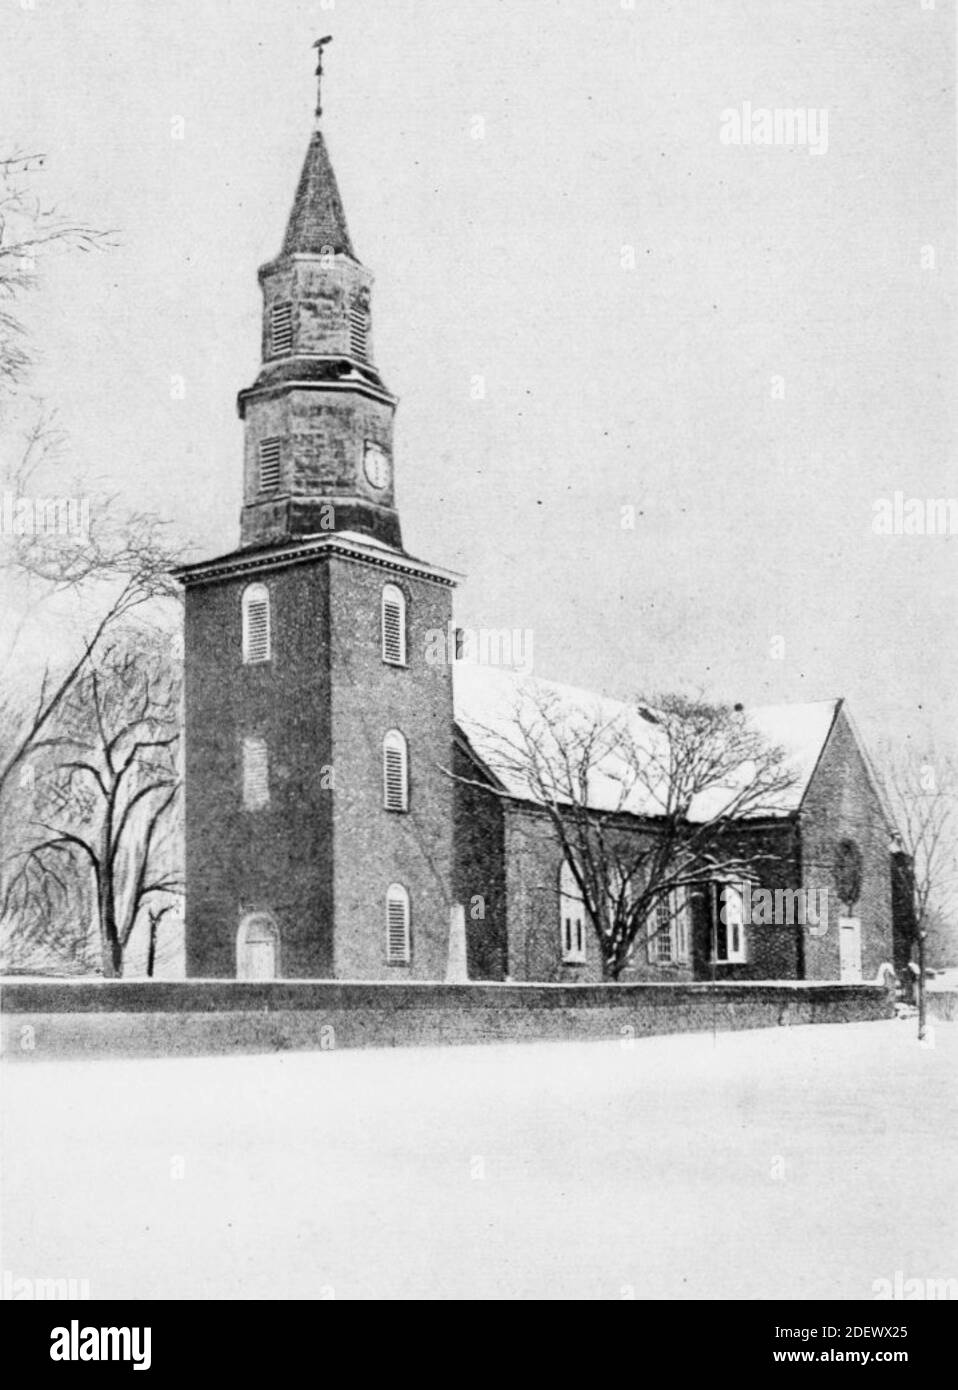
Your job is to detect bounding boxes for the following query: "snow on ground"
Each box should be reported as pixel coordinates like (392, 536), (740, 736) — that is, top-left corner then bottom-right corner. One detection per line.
(2, 1019), (956, 1300)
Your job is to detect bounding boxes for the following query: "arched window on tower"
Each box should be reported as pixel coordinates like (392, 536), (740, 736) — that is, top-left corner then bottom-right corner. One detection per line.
(559, 860), (587, 964)
(381, 584), (407, 666)
(386, 884), (411, 965)
(382, 730), (409, 812)
(242, 583), (271, 664)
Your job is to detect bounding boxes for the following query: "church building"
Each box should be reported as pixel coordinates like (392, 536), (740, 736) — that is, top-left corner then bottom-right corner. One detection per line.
(177, 55), (902, 987)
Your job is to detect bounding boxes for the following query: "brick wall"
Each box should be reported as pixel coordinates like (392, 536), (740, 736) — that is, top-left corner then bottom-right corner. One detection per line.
(891, 851), (917, 976)
(799, 707), (895, 981)
(498, 805), (698, 984)
(327, 555), (455, 980)
(449, 718), (898, 988)
(700, 822), (803, 982)
(183, 561), (335, 978)
(0, 979), (895, 1060)
(452, 742), (508, 980)
(458, 793), (807, 985)
(184, 549), (457, 983)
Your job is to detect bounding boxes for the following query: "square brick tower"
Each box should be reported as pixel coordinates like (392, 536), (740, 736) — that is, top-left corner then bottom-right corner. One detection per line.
(177, 48), (458, 979)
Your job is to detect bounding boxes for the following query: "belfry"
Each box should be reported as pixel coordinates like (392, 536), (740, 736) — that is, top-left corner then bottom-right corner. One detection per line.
(237, 37), (402, 551)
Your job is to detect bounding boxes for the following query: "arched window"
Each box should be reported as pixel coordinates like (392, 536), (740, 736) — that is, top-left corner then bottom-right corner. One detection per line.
(381, 584), (407, 666)
(242, 583), (271, 664)
(559, 860), (587, 964)
(383, 730), (408, 811)
(647, 893), (674, 964)
(386, 884), (411, 964)
(645, 889), (691, 966)
(237, 912), (280, 980)
(714, 883), (746, 964)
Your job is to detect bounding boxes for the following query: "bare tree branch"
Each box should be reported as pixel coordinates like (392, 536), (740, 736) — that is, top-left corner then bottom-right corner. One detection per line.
(452, 683), (797, 978)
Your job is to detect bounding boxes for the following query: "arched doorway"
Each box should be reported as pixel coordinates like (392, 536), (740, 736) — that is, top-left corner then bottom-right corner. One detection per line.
(237, 913), (280, 980)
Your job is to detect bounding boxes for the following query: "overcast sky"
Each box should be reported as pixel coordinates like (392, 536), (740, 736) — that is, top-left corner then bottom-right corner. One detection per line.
(3, 0), (955, 766)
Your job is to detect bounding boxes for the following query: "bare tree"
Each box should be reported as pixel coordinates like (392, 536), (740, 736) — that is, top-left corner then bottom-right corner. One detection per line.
(0, 150), (114, 389)
(881, 751), (958, 1040)
(4, 631), (183, 977)
(0, 469), (183, 809)
(455, 685), (797, 979)
(0, 146), (187, 972)
(0, 415), (186, 978)
(146, 901), (178, 979)
(0, 791), (97, 975)
(0, 148), (183, 828)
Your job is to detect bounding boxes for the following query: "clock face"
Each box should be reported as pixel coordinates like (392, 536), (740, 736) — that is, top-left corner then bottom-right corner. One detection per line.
(364, 443), (391, 491)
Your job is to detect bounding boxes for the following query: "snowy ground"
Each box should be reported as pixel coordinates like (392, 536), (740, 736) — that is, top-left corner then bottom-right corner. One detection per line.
(2, 1018), (956, 1300)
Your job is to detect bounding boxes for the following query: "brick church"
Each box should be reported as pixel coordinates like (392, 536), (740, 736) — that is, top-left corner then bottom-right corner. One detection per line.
(178, 59), (902, 987)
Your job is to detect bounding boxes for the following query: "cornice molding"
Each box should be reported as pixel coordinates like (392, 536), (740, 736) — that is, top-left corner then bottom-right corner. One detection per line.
(175, 534), (461, 590)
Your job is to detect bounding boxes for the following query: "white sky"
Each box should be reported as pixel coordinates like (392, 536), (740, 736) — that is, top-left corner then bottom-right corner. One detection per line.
(2, 0), (956, 767)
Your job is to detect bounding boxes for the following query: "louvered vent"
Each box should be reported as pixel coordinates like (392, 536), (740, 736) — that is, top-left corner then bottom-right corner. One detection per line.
(271, 302), (293, 356)
(242, 586), (271, 665)
(348, 304), (368, 361)
(383, 733), (408, 812)
(258, 438), (282, 493)
(381, 586), (406, 666)
(386, 887), (410, 964)
(242, 738), (270, 810)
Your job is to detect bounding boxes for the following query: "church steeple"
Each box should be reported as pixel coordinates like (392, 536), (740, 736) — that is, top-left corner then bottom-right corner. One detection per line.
(278, 37), (356, 260)
(237, 39), (402, 552)
(281, 131), (356, 261)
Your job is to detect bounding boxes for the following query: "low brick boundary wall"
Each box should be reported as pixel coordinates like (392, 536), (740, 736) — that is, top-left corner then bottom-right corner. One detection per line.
(0, 979), (894, 1059)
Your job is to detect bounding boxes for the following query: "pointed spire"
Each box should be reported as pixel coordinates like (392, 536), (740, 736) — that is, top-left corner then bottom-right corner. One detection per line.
(281, 130), (356, 259)
(279, 38), (357, 261)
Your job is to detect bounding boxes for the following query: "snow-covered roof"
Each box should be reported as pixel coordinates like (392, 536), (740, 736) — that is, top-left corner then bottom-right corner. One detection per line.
(452, 662), (840, 821)
(333, 530), (398, 552)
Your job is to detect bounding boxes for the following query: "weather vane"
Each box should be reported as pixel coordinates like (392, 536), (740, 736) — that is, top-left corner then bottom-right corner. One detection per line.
(313, 35), (333, 123)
